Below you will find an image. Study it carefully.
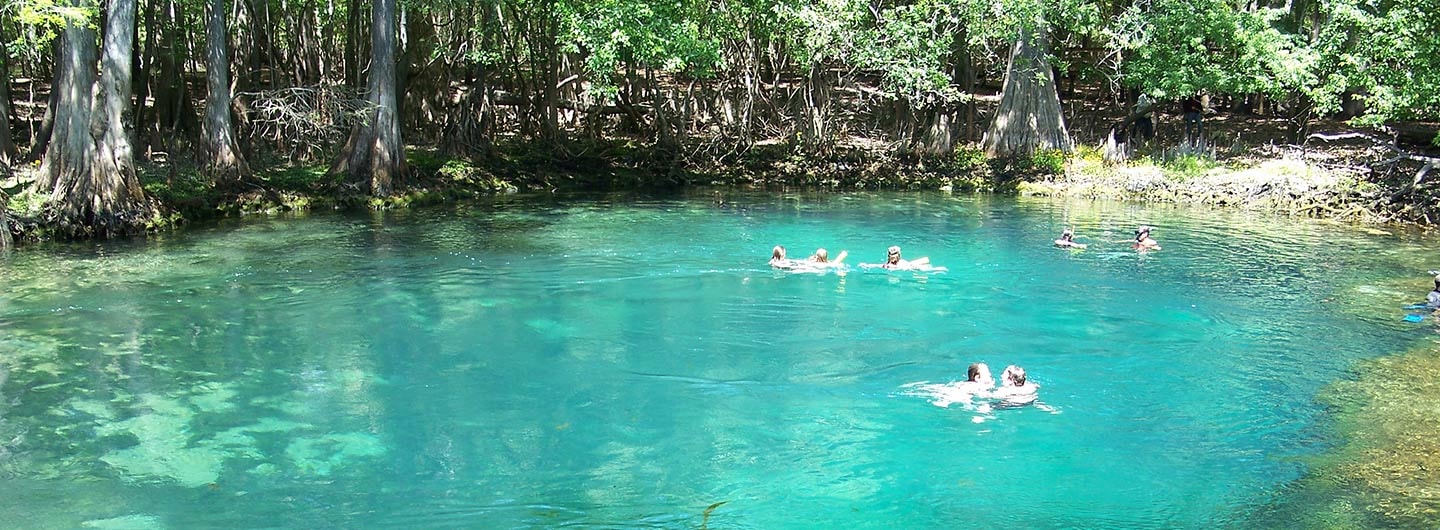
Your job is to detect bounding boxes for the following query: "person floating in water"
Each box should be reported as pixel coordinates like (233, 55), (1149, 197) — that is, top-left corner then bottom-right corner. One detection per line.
(769, 245), (793, 268)
(900, 362), (993, 409)
(808, 248), (848, 267)
(957, 362), (994, 394)
(990, 365), (1039, 406)
(861, 246), (938, 270)
(1133, 226), (1161, 251)
(1427, 274), (1440, 309)
(772, 245), (848, 271)
(1054, 227), (1087, 249)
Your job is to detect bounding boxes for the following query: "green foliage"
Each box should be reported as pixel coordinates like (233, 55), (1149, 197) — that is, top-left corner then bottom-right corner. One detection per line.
(1021, 149), (1066, 174)
(1307, 0), (1440, 121)
(1112, 0), (1314, 99)
(565, 0), (722, 97)
(1160, 153), (1221, 181)
(259, 165), (339, 191)
(951, 145), (988, 172)
(8, 0), (95, 47)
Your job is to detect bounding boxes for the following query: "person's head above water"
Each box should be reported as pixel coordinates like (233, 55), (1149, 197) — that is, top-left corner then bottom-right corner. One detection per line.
(771, 245), (787, 261)
(811, 248), (829, 262)
(1135, 226), (1152, 242)
(1001, 365), (1027, 387)
(886, 246), (902, 265)
(1061, 227), (1075, 242)
(967, 362), (992, 384)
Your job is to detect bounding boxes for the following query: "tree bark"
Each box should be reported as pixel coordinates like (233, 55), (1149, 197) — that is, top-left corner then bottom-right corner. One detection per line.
(202, 0), (250, 182)
(155, 0), (199, 144)
(41, 0), (151, 238)
(345, 0), (363, 87)
(330, 0), (405, 196)
(133, 0), (159, 148)
(27, 42), (64, 161)
(0, 19), (16, 164)
(983, 26), (1072, 157)
(798, 63), (831, 153)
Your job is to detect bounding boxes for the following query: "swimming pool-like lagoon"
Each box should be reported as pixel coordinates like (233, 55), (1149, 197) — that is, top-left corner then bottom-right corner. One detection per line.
(0, 191), (1433, 528)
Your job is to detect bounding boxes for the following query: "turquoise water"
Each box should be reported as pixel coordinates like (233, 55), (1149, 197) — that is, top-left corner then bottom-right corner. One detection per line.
(0, 191), (1434, 529)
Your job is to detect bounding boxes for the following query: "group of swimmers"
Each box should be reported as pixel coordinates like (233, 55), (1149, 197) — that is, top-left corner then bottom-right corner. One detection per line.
(769, 245), (939, 271)
(902, 361), (1041, 416)
(771, 225), (1160, 272)
(1055, 225), (1161, 251)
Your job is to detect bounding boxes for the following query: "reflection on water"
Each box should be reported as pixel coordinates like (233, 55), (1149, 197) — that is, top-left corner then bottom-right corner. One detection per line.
(0, 191), (1436, 528)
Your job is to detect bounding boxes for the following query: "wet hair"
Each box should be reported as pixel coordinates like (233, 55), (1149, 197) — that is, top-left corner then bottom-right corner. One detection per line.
(1135, 226), (1151, 242)
(1003, 365), (1027, 386)
(771, 245), (786, 260)
(967, 363), (987, 382)
(1061, 228), (1074, 241)
(812, 248), (828, 262)
(886, 246), (902, 263)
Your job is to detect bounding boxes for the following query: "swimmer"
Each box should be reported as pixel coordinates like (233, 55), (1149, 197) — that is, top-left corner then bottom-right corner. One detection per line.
(861, 246), (933, 270)
(953, 362), (994, 394)
(990, 365), (1038, 406)
(1054, 227), (1087, 249)
(1133, 226), (1161, 251)
(807, 248), (849, 266)
(899, 362), (994, 409)
(769, 245), (799, 269)
(1427, 274), (1440, 309)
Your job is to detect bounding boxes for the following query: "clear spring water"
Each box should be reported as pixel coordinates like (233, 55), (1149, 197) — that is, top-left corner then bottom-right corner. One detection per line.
(0, 191), (1435, 529)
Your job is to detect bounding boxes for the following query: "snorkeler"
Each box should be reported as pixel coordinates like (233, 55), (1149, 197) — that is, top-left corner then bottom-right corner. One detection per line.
(1055, 227), (1087, 249)
(1133, 226), (1161, 251)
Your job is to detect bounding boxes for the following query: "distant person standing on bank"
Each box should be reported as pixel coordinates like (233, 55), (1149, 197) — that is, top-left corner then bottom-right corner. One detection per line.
(1132, 92), (1155, 141)
(1182, 95), (1204, 143)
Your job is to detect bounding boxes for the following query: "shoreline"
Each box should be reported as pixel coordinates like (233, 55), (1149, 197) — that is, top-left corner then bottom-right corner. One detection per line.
(1, 137), (1431, 244)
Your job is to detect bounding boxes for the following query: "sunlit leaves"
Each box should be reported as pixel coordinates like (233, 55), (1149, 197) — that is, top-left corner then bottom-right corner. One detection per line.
(565, 0), (721, 97)
(1307, 0), (1440, 121)
(5, 0), (96, 49)
(1112, 0), (1313, 99)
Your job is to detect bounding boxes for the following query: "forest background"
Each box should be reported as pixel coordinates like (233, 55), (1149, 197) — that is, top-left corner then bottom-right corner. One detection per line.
(0, 0), (1438, 242)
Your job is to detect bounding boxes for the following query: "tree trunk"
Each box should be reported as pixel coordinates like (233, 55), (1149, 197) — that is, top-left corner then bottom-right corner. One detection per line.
(41, 0), (151, 238)
(155, 0), (199, 145)
(983, 26), (1072, 157)
(330, 0), (404, 196)
(0, 20), (16, 164)
(345, 0), (363, 87)
(133, 0), (159, 149)
(27, 42), (64, 161)
(202, 0), (249, 182)
(0, 199), (11, 250)
(798, 63), (831, 153)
